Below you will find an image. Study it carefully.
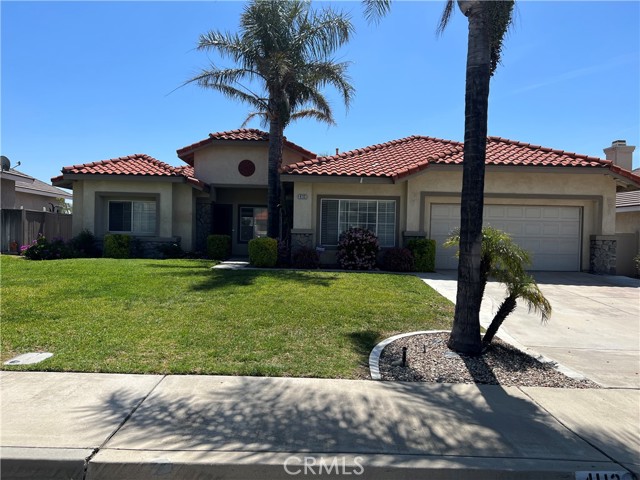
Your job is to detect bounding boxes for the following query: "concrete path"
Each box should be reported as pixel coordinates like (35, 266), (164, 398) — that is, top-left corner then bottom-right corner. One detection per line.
(1, 371), (638, 479)
(419, 271), (640, 388)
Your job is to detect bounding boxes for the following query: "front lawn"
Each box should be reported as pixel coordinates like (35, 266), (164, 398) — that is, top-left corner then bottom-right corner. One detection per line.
(0, 256), (453, 378)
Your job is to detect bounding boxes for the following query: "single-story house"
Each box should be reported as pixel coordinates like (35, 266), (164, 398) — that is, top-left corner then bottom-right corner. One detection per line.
(1, 168), (72, 211)
(52, 129), (640, 273)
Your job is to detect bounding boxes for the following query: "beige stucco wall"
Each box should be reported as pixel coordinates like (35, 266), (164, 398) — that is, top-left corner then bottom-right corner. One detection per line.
(1, 179), (16, 208)
(14, 191), (65, 212)
(71, 179), (175, 238)
(616, 211), (640, 234)
(172, 183), (196, 251)
(193, 143), (307, 187)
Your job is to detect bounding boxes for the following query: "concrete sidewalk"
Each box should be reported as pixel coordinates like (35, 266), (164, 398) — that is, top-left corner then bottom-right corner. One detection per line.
(419, 271), (640, 388)
(1, 371), (638, 479)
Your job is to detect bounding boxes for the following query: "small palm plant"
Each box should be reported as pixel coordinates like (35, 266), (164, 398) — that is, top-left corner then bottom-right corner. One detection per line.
(445, 226), (552, 349)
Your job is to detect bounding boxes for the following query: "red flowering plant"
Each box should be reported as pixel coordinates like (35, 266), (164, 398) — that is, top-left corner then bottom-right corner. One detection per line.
(336, 227), (379, 270)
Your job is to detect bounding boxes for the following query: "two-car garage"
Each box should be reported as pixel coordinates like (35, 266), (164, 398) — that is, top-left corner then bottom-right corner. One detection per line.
(430, 204), (582, 271)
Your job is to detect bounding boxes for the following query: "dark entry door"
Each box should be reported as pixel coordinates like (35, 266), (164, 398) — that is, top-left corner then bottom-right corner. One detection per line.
(212, 204), (233, 236)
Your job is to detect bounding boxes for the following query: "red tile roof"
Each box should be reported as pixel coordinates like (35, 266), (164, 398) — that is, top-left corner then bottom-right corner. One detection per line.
(282, 135), (640, 186)
(54, 154), (207, 189)
(176, 128), (316, 165)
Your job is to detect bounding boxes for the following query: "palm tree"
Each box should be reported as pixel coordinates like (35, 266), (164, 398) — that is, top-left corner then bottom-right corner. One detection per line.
(189, 0), (354, 238)
(445, 226), (551, 349)
(482, 271), (551, 348)
(364, 0), (515, 355)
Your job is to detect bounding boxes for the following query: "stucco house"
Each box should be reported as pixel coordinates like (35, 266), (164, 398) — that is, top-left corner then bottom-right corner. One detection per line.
(52, 129), (640, 273)
(1, 168), (71, 211)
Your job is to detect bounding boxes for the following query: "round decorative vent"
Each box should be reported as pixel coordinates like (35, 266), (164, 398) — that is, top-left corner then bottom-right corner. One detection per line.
(238, 159), (256, 177)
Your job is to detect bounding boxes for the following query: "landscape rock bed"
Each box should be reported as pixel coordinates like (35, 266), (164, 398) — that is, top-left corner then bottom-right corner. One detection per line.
(379, 332), (600, 388)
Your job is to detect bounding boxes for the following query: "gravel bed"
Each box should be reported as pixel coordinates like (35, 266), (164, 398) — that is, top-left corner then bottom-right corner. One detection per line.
(378, 332), (600, 388)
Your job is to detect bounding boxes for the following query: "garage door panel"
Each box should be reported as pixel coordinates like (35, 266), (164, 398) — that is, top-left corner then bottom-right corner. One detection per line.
(431, 204), (581, 271)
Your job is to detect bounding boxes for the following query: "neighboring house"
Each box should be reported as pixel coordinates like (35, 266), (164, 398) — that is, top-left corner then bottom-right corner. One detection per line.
(616, 185), (640, 276)
(1, 168), (72, 211)
(1, 167), (73, 252)
(52, 129), (640, 273)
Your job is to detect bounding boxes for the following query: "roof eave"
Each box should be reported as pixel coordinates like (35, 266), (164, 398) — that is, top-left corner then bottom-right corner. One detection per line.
(280, 173), (394, 184)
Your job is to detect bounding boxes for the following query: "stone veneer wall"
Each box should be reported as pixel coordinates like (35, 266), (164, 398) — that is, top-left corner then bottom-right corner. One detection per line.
(590, 235), (617, 275)
(290, 229), (313, 252)
(195, 201), (212, 253)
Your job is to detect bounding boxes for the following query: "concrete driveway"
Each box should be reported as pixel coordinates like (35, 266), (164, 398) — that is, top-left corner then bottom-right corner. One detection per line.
(419, 271), (640, 388)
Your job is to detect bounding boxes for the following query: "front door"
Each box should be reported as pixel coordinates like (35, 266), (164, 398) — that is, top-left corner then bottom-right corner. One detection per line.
(212, 204), (233, 237)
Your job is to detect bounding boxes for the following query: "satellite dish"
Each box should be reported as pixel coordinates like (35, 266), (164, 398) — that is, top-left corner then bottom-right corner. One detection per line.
(1, 156), (10, 171)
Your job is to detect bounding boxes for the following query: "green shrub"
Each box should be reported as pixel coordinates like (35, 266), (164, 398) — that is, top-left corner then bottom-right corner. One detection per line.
(157, 242), (183, 259)
(103, 234), (131, 259)
(68, 229), (101, 257)
(292, 246), (320, 269)
(407, 238), (436, 272)
(21, 235), (69, 260)
(382, 247), (415, 272)
(634, 253), (640, 277)
(207, 235), (231, 260)
(248, 237), (278, 267)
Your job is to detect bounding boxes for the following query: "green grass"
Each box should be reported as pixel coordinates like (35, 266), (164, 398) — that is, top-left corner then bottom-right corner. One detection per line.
(0, 256), (453, 378)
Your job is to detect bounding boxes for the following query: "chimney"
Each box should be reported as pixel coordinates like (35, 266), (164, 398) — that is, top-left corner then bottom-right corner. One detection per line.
(603, 140), (635, 171)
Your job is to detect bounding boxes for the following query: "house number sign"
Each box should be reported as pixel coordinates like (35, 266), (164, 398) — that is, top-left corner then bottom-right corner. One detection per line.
(297, 194), (308, 200)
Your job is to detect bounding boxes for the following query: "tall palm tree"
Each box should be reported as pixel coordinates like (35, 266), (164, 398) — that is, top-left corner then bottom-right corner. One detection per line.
(365, 0), (515, 355)
(189, 0), (354, 238)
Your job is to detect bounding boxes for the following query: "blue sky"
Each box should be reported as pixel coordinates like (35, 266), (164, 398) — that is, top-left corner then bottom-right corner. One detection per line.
(2, 1), (639, 185)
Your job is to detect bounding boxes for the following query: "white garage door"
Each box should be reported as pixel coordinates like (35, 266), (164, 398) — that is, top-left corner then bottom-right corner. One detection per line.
(431, 204), (582, 271)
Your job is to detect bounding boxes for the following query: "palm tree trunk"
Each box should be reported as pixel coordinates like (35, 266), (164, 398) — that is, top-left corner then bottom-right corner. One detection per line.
(448, 0), (492, 356)
(267, 116), (284, 239)
(482, 294), (517, 347)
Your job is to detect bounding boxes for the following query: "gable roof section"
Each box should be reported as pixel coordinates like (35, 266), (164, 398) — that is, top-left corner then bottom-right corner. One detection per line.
(15, 172), (72, 199)
(176, 128), (316, 165)
(282, 135), (640, 187)
(52, 154), (207, 190)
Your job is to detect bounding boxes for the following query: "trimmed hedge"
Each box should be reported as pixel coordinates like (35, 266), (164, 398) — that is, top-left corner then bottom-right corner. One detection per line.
(248, 237), (278, 267)
(407, 238), (436, 272)
(207, 235), (231, 260)
(103, 234), (131, 259)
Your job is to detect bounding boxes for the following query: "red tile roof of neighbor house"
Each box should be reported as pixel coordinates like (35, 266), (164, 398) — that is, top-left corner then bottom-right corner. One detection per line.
(52, 154), (207, 189)
(176, 128), (316, 165)
(282, 135), (640, 186)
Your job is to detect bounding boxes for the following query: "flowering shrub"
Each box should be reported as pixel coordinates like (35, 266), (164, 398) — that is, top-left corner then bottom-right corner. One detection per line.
(336, 228), (379, 270)
(21, 235), (68, 260)
(382, 247), (415, 272)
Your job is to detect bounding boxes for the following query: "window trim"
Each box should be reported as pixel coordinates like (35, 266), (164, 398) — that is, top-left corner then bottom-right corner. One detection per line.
(317, 195), (400, 248)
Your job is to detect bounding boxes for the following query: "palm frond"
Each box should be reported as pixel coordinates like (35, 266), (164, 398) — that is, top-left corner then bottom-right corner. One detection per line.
(436, 0), (455, 36)
(362, 0), (392, 25)
(291, 109), (335, 125)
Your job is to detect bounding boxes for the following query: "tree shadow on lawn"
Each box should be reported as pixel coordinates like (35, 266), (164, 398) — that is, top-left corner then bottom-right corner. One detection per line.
(146, 263), (341, 291)
(347, 330), (383, 359)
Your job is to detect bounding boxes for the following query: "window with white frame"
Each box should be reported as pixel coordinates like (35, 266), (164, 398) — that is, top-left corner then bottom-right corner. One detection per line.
(108, 200), (156, 235)
(320, 199), (396, 247)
